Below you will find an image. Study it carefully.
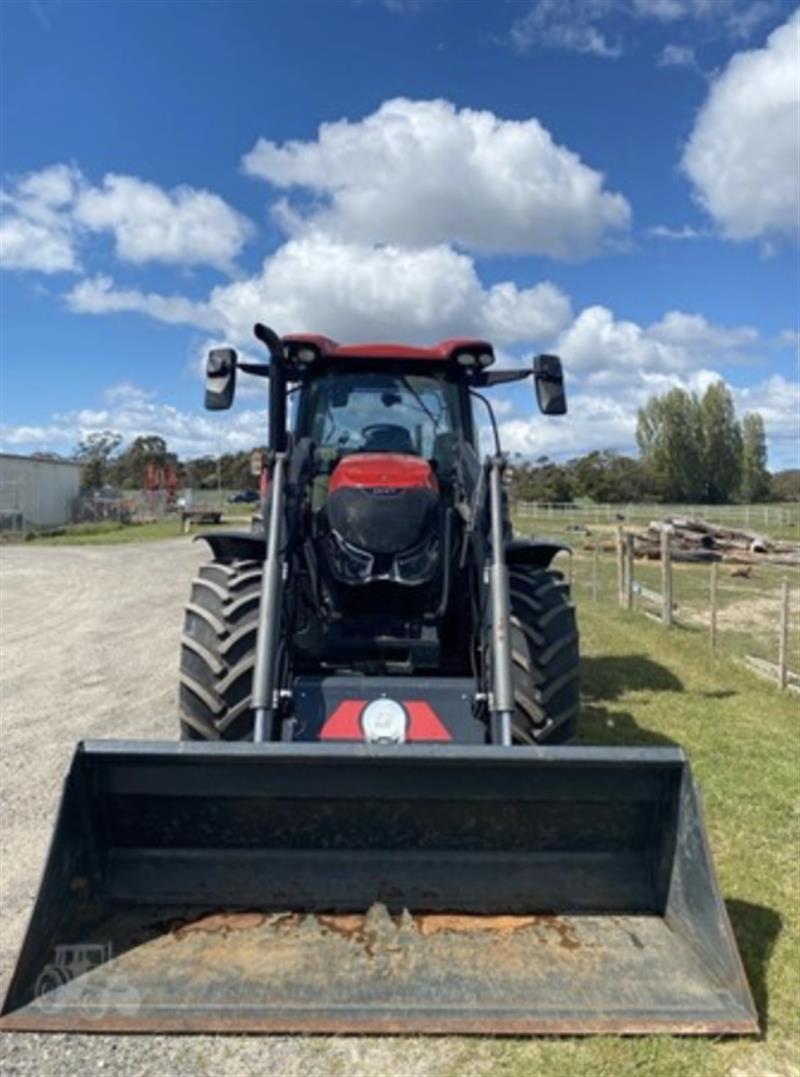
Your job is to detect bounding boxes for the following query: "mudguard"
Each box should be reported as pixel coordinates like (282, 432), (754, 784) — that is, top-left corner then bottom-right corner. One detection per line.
(506, 537), (570, 569)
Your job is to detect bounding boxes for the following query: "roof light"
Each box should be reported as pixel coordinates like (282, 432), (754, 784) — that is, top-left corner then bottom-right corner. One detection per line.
(455, 351), (478, 367)
(477, 352), (493, 368)
(295, 346), (318, 363)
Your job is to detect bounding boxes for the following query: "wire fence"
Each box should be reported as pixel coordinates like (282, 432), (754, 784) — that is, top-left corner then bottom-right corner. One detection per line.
(541, 530), (800, 695)
(514, 500), (798, 532)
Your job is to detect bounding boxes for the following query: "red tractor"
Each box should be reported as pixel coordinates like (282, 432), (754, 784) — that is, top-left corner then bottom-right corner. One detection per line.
(180, 325), (579, 748)
(0, 324), (756, 1037)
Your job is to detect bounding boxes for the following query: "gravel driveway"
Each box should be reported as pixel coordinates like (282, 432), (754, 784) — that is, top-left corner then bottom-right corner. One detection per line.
(0, 541), (467, 1077)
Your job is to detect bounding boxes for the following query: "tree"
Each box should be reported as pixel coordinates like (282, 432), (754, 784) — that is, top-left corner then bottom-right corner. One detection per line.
(112, 435), (176, 489)
(739, 412), (771, 502)
(770, 469), (800, 502)
(568, 450), (654, 503)
(636, 389), (705, 501)
(509, 457), (572, 503)
(73, 430), (122, 491)
(700, 381), (742, 503)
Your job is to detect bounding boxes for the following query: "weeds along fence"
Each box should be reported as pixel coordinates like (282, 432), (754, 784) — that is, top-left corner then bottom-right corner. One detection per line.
(539, 530), (800, 695)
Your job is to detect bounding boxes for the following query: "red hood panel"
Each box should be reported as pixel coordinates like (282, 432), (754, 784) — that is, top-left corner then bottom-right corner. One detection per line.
(329, 454), (438, 494)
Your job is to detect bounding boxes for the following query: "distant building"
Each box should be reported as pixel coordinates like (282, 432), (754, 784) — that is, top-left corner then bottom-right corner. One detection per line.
(0, 453), (82, 530)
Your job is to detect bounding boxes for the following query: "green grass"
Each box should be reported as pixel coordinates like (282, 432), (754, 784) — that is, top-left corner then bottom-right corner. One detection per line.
(466, 600), (799, 1077)
(22, 519), (239, 546)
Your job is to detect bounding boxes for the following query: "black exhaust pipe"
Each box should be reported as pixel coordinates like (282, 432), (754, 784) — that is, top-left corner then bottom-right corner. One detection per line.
(254, 323), (287, 453)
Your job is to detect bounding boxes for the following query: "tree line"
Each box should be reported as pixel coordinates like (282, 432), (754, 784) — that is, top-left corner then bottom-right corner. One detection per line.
(511, 382), (789, 505)
(69, 380), (793, 505)
(72, 433), (264, 494)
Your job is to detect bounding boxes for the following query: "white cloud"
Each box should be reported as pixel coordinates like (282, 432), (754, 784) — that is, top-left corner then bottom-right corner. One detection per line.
(647, 223), (709, 239)
(733, 374), (800, 460)
(511, 0), (623, 58)
(658, 43), (698, 67)
(0, 389), (270, 459)
(66, 274), (220, 330)
(682, 10), (800, 242)
(0, 164), (253, 275)
(553, 304), (758, 382)
(777, 328), (800, 349)
(511, 0), (782, 59)
(74, 175), (253, 272)
(0, 163), (82, 273)
(243, 99), (631, 259)
(495, 300), (792, 464)
(102, 382), (157, 406)
(66, 235), (574, 348)
(499, 395), (638, 458)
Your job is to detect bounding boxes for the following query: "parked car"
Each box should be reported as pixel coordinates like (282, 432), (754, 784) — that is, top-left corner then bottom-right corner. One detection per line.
(227, 489), (260, 504)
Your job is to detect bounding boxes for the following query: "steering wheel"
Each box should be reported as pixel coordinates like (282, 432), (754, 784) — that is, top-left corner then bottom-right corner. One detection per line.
(360, 424), (415, 453)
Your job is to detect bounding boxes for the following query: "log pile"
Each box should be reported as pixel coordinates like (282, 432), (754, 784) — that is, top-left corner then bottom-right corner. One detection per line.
(631, 517), (800, 565)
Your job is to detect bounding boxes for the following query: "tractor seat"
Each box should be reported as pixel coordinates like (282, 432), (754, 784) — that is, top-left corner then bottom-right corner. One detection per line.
(361, 424), (415, 454)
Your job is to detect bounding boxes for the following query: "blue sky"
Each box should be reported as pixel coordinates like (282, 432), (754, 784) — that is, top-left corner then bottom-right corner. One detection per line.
(1, 0), (798, 466)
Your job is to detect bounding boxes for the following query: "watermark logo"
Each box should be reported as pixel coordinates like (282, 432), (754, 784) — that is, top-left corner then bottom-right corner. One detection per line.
(34, 942), (141, 1018)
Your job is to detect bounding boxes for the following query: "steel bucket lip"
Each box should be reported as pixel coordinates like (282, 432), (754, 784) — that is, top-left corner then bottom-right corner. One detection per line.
(0, 1010), (761, 1036)
(78, 738), (689, 767)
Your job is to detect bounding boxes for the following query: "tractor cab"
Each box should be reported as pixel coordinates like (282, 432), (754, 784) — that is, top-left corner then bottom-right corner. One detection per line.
(200, 327), (571, 695)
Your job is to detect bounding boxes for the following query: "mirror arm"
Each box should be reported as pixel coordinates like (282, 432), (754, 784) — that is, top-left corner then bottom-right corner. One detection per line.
(479, 369), (533, 387)
(238, 362), (271, 378)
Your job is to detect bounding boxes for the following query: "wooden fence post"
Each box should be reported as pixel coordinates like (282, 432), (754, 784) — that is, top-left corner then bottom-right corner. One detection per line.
(592, 545), (599, 603)
(625, 532), (635, 611)
(616, 526), (625, 607)
(778, 578), (789, 690)
(660, 528), (673, 628)
(709, 560), (718, 652)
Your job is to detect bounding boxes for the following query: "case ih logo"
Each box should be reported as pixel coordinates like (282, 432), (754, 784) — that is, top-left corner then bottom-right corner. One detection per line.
(320, 699), (452, 742)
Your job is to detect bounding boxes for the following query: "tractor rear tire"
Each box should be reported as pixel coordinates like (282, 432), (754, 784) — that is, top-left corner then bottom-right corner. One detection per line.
(178, 559), (262, 740)
(508, 566), (579, 744)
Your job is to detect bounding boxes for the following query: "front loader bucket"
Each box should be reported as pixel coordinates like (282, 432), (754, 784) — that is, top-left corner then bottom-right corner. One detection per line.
(1, 741), (757, 1035)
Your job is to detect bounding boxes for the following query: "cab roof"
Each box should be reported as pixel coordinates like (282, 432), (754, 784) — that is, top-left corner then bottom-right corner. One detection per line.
(281, 334), (495, 367)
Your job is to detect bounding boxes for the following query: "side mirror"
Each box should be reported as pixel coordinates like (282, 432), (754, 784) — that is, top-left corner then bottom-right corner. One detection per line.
(533, 354), (566, 415)
(205, 348), (237, 410)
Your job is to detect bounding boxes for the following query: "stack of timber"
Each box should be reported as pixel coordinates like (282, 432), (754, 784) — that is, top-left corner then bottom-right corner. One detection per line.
(631, 518), (800, 565)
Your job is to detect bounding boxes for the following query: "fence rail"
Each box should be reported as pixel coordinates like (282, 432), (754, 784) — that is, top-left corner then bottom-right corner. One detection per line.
(515, 500), (797, 529)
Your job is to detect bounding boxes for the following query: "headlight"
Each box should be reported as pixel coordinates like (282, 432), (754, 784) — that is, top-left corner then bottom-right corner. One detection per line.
(394, 536), (439, 584)
(326, 531), (374, 583)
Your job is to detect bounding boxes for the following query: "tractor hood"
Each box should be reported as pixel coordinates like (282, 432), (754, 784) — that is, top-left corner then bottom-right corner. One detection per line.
(325, 454), (441, 579)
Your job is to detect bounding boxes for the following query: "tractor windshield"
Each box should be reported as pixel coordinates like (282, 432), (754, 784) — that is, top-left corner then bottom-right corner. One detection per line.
(303, 370), (461, 459)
